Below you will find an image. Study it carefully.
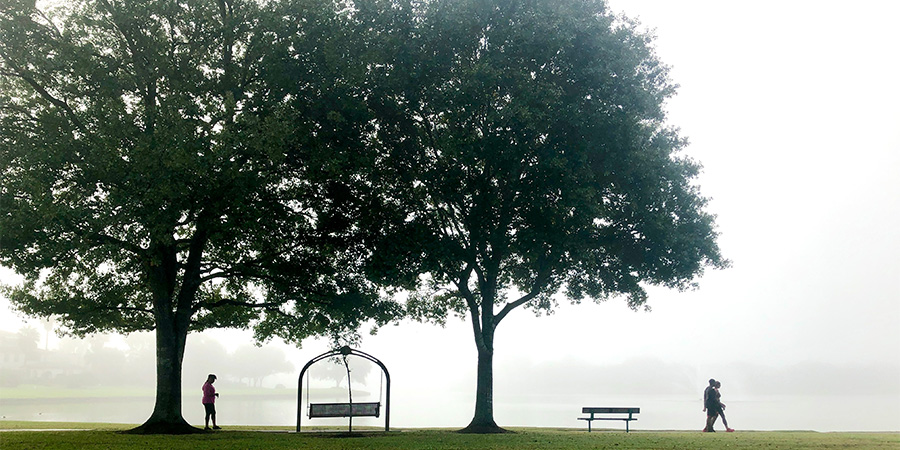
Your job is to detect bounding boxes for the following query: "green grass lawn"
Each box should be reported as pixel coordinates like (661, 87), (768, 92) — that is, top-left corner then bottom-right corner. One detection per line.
(1, 422), (897, 450)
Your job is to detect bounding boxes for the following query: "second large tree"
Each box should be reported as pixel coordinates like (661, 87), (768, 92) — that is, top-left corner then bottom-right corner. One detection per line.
(367, 0), (728, 432)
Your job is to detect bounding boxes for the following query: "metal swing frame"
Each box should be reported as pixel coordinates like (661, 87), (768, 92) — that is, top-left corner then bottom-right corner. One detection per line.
(296, 346), (391, 432)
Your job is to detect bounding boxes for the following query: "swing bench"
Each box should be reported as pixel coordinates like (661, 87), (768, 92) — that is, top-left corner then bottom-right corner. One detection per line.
(297, 346), (391, 432)
(308, 401), (381, 418)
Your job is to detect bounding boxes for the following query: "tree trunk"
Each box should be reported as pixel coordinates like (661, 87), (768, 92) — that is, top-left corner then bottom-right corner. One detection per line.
(458, 267), (509, 434)
(127, 308), (198, 434)
(459, 345), (508, 433)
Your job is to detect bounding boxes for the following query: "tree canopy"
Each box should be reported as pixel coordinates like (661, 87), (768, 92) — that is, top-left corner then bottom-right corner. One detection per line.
(0, 0), (399, 433)
(1, 0), (728, 434)
(364, 0), (728, 432)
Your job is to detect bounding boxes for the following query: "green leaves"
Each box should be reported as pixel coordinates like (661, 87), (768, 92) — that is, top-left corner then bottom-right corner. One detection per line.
(1, 0), (726, 350)
(0, 0), (402, 344)
(368, 0), (726, 320)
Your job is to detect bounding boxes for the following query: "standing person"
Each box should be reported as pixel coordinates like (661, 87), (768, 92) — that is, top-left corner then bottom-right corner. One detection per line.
(715, 380), (735, 432)
(703, 379), (719, 432)
(202, 374), (221, 430)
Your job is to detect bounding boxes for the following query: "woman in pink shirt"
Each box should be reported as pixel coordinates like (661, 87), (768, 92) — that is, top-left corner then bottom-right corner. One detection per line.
(202, 374), (221, 430)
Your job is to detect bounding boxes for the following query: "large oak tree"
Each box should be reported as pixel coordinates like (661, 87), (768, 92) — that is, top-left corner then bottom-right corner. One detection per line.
(0, 0), (398, 433)
(366, 0), (728, 433)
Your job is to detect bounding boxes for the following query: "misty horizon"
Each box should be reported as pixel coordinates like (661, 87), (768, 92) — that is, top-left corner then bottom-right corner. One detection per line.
(3, 326), (898, 432)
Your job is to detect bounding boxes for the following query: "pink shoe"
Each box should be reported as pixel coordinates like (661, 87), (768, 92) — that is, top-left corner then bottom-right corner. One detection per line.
(726, 428), (735, 432)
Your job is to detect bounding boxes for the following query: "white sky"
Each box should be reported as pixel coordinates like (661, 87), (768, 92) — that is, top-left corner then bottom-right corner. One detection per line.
(598, 0), (900, 367)
(1, 0), (899, 430)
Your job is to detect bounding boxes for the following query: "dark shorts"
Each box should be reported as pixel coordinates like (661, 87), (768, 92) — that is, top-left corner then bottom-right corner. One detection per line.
(707, 406), (721, 417)
(204, 403), (216, 415)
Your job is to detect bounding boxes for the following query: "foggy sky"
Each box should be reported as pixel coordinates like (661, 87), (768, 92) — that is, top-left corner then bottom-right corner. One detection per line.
(2, 0), (899, 431)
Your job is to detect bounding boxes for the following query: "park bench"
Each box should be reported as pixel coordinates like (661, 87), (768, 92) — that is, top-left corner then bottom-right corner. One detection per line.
(308, 402), (381, 418)
(578, 407), (640, 432)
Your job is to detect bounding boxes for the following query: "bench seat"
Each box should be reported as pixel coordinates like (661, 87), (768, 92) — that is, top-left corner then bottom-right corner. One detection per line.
(308, 402), (381, 418)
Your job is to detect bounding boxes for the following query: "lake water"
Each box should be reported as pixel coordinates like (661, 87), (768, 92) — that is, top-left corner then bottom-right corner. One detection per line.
(2, 392), (897, 432)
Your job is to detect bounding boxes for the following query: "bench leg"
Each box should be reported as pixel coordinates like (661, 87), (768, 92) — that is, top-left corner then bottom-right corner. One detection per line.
(588, 420), (592, 432)
(626, 420), (629, 433)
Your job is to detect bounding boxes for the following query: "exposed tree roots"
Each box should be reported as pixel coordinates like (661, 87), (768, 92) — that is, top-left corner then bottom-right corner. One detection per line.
(123, 420), (202, 435)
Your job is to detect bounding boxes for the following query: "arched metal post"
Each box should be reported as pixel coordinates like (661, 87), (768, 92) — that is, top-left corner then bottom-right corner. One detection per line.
(297, 346), (391, 432)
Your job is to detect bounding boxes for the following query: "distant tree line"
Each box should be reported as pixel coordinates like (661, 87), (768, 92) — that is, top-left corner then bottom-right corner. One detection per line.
(0, 328), (293, 389)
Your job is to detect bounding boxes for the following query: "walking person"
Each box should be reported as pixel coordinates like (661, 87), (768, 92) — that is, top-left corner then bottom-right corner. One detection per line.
(703, 379), (719, 432)
(202, 374), (221, 430)
(715, 380), (735, 432)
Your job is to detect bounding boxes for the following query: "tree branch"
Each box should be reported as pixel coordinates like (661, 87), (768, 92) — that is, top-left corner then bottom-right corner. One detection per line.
(190, 299), (296, 323)
(197, 299), (281, 310)
(196, 241), (309, 282)
(192, 268), (337, 313)
(58, 212), (147, 257)
(0, 59), (89, 134)
(85, 231), (146, 256)
(87, 305), (153, 315)
(34, 8), (64, 40)
(456, 263), (486, 352)
(494, 286), (539, 326)
(97, 0), (158, 133)
(494, 258), (552, 326)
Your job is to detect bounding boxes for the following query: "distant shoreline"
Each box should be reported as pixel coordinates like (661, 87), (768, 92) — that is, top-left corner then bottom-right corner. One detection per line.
(0, 385), (352, 401)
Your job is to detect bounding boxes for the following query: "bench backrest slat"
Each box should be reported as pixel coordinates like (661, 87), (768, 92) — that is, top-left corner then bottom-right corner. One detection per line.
(582, 407), (640, 414)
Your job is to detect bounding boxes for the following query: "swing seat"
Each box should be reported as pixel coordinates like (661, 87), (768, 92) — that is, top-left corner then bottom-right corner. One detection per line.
(308, 402), (381, 418)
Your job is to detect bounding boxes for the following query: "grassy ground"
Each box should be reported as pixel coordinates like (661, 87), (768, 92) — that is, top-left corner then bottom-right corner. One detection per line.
(0, 422), (897, 450)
